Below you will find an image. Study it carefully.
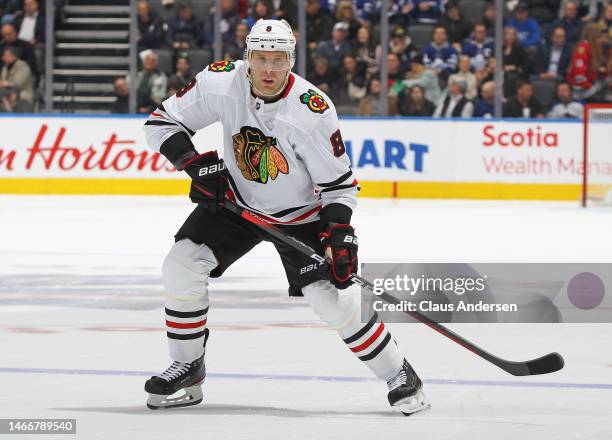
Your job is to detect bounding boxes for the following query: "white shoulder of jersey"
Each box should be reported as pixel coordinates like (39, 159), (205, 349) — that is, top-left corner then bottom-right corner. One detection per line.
(143, 59), (247, 152)
(197, 59), (247, 98)
(282, 73), (338, 135)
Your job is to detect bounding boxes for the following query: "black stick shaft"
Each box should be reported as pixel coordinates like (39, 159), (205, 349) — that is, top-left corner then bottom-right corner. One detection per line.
(221, 200), (564, 377)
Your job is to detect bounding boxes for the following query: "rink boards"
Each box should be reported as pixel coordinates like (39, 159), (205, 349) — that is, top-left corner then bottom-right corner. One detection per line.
(0, 114), (605, 200)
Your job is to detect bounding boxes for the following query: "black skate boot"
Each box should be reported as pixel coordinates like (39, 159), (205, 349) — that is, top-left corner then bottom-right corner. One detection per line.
(145, 328), (210, 410)
(387, 359), (430, 416)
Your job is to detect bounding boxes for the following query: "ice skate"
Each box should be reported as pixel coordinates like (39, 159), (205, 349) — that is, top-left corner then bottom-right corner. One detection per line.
(387, 359), (431, 416)
(145, 328), (209, 410)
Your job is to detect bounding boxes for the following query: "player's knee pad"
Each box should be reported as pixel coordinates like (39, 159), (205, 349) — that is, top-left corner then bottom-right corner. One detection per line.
(162, 239), (218, 303)
(302, 280), (360, 330)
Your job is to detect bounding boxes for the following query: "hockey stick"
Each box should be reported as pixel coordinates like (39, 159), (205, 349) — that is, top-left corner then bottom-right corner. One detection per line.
(222, 199), (565, 377)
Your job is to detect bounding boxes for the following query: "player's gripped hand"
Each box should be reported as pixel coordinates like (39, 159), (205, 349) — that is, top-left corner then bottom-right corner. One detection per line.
(180, 150), (229, 212)
(319, 224), (358, 290)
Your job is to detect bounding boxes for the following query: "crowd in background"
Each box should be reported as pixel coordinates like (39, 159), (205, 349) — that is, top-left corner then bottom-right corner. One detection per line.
(0, 0), (47, 112)
(1, 0), (611, 117)
(128, 0), (612, 118)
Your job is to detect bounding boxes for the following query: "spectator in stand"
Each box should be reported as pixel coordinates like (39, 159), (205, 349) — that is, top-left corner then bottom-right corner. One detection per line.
(384, 52), (404, 89)
(207, 0), (241, 45)
(433, 77), (474, 118)
(503, 26), (530, 96)
(352, 26), (377, 75)
(379, 26), (419, 75)
(474, 80), (496, 117)
(111, 77), (129, 114)
(170, 1), (202, 50)
(551, 0), (583, 45)
(422, 25), (459, 79)
(246, 0), (274, 29)
(223, 20), (247, 60)
(508, 2), (542, 54)
(524, 0), (561, 24)
(308, 55), (336, 96)
(335, 0), (361, 41)
(503, 78), (545, 117)
(355, 0), (414, 28)
(598, 1), (611, 38)
(236, 0), (248, 18)
(462, 23), (495, 72)
(482, 2), (497, 38)
(397, 84), (436, 116)
(395, 53), (441, 103)
(0, 0), (22, 25)
(437, 1), (472, 51)
(317, 22), (352, 71)
(161, 0), (177, 19)
(535, 26), (572, 81)
(567, 22), (610, 99)
(0, 23), (36, 77)
(413, 0), (445, 24)
(448, 55), (478, 99)
(306, 0), (333, 54)
(137, 0), (169, 50)
(336, 54), (367, 105)
(269, 0), (296, 27)
(567, 0), (601, 22)
(13, 0), (43, 46)
(475, 56), (496, 85)
(0, 46), (33, 112)
(167, 52), (192, 93)
(548, 81), (584, 117)
(136, 50), (168, 113)
(357, 78), (384, 116)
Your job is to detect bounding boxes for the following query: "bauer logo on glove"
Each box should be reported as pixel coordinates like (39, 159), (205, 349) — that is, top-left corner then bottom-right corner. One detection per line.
(198, 161), (226, 177)
(319, 224), (359, 290)
(180, 150), (229, 212)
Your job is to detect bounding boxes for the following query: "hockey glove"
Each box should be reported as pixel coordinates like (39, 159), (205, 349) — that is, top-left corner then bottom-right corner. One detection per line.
(319, 224), (358, 289)
(180, 151), (229, 212)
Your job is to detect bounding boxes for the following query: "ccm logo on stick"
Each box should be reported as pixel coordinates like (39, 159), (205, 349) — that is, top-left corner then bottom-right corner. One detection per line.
(198, 162), (225, 176)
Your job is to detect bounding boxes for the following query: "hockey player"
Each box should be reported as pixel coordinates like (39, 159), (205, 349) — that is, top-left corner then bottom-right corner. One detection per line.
(142, 18), (429, 416)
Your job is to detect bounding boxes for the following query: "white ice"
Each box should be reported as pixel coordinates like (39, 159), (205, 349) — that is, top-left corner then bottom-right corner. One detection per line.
(0, 196), (611, 440)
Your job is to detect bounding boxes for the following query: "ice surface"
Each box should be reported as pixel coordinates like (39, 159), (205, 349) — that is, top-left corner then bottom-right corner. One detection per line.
(0, 196), (611, 440)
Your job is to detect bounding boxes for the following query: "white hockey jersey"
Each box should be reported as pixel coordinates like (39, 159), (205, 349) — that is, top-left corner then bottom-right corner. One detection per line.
(143, 60), (358, 225)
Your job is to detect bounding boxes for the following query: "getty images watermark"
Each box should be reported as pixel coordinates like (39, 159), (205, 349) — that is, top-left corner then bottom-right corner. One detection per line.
(360, 263), (612, 323)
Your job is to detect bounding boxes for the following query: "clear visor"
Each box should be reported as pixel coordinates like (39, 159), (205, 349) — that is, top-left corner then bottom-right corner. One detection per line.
(249, 52), (291, 71)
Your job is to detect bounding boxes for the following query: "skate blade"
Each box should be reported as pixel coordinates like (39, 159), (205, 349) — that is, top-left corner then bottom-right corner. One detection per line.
(393, 390), (431, 417)
(147, 382), (203, 410)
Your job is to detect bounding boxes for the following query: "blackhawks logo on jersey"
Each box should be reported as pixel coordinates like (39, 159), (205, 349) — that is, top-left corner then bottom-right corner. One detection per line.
(299, 89), (329, 114)
(232, 126), (289, 184)
(207, 60), (235, 73)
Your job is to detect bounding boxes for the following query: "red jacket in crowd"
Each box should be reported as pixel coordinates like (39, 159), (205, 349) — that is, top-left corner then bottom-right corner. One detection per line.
(566, 41), (605, 90)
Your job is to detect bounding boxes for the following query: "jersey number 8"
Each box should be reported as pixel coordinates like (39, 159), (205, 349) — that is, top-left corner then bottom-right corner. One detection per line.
(176, 78), (197, 98)
(330, 129), (346, 158)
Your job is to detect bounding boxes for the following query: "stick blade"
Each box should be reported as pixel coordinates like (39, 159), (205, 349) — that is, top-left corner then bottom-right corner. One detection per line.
(501, 352), (565, 376)
(526, 352), (565, 376)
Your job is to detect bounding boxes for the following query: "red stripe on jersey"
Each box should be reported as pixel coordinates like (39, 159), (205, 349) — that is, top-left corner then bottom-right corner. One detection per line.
(166, 319), (207, 329)
(350, 323), (385, 353)
(254, 205), (322, 225)
(282, 74), (295, 98)
(151, 112), (165, 117)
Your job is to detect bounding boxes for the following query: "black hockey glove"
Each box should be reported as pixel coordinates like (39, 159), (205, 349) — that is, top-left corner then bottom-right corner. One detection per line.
(319, 224), (358, 290)
(180, 151), (229, 212)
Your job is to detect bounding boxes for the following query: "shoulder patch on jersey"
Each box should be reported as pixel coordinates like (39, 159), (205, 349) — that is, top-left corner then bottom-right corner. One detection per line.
(207, 60), (236, 73)
(232, 126), (289, 184)
(299, 89), (329, 114)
